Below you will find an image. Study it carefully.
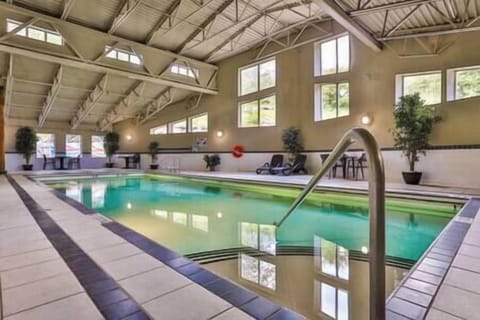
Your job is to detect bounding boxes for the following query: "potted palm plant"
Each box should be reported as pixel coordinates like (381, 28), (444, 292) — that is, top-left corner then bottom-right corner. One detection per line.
(392, 93), (441, 185)
(15, 126), (37, 171)
(104, 131), (120, 168)
(281, 126), (303, 162)
(148, 141), (160, 170)
(203, 154), (220, 171)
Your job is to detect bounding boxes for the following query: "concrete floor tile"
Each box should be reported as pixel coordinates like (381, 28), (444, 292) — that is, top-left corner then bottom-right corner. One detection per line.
(0, 238), (52, 258)
(0, 248), (60, 272)
(444, 267), (480, 294)
(101, 253), (163, 280)
(88, 242), (142, 264)
(119, 266), (191, 303)
(212, 308), (255, 320)
(143, 283), (231, 320)
(452, 254), (480, 273)
(433, 285), (480, 319)
(425, 309), (462, 320)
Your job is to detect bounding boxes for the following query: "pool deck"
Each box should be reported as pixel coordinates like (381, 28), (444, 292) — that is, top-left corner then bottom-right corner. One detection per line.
(1, 169), (480, 319)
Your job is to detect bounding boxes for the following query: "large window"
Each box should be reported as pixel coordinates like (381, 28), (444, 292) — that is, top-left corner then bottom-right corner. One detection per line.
(317, 282), (349, 320)
(239, 59), (276, 96)
(395, 71), (442, 105)
(189, 113), (208, 133)
(150, 124), (167, 135)
(105, 46), (141, 65)
(36, 133), (55, 158)
(314, 35), (350, 76)
(447, 66), (480, 101)
(7, 19), (63, 45)
(91, 135), (106, 158)
(169, 119), (187, 134)
(239, 95), (276, 128)
(314, 82), (349, 121)
(66, 134), (81, 157)
(170, 62), (199, 79)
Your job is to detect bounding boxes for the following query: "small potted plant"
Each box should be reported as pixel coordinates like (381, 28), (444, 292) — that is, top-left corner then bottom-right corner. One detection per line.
(104, 131), (120, 168)
(15, 126), (37, 171)
(392, 93), (441, 185)
(148, 141), (160, 170)
(203, 154), (221, 171)
(281, 126), (303, 162)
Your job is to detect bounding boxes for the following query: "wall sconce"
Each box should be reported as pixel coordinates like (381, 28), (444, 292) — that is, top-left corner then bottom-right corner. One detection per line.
(126, 134), (132, 141)
(361, 114), (373, 125)
(216, 130), (224, 138)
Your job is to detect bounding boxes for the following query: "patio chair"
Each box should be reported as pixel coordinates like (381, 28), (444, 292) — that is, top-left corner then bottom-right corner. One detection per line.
(331, 155), (347, 178)
(256, 154), (284, 174)
(43, 154), (56, 170)
(270, 154), (308, 176)
(131, 153), (141, 169)
(320, 154), (333, 178)
(355, 153), (368, 180)
(68, 155), (81, 170)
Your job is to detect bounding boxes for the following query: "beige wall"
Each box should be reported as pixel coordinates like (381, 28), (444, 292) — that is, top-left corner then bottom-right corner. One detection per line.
(114, 22), (480, 154)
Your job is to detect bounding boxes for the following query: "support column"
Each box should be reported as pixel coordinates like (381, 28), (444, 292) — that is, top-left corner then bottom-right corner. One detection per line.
(0, 92), (5, 174)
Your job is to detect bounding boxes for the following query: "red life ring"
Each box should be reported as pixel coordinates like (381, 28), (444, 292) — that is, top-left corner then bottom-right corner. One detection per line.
(232, 145), (245, 158)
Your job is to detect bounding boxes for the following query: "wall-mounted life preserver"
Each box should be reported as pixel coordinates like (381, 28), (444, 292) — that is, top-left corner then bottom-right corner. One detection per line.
(232, 145), (245, 158)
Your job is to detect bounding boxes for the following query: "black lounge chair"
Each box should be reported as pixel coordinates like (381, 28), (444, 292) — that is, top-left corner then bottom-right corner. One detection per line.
(270, 154), (308, 176)
(256, 154), (284, 174)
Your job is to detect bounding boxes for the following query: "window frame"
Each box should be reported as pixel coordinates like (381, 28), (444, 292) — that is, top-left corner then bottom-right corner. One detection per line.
(188, 113), (209, 133)
(238, 95), (276, 128)
(446, 65), (480, 102)
(104, 46), (142, 65)
(314, 82), (350, 122)
(149, 124), (168, 135)
(238, 58), (276, 97)
(91, 135), (106, 158)
(7, 18), (64, 46)
(394, 70), (442, 105)
(36, 133), (56, 158)
(168, 118), (188, 134)
(314, 33), (350, 77)
(170, 62), (199, 79)
(65, 134), (82, 158)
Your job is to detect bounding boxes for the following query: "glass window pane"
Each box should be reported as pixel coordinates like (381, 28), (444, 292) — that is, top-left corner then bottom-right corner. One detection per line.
(240, 254), (258, 283)
(28, 28), (45, 41)
(259, 59), (276, 90)
(130, 54), (141, 65)
(190, 114), (208, 133)
(171, 119), (187, 133)
(403, 73), (441, 105)
(259, 224), (276, 255)
(259, 260), (276, 290)
(259, 96), (276, 127)
(240, 65), (258, 95)
(179, 66), (188, 76)
(321, 283), (337, 318)
(171, 64), (179, 73)
(338, 82), (350, 117)
(117, 51), (129, 62)
(106, 48), (117, 59)
(150, 125), (167, 135)
(337, 35), (350, 73)
(36, 133), (55, 158)
(240, 222), (258, 249)
(321, 84), (338, 120)
(91, 135), (106, 158)
(66, 134), (81, 157)
(7, 21), (19, 32)
(321, 39), (337, 75)
(46, 33), (63, 45)
(455, 68), (480, 100)
(338, 289), (349, 320)
(320, 239), (337, 277)
(239, 101), (259, 127)
(337, 245), (349, 280)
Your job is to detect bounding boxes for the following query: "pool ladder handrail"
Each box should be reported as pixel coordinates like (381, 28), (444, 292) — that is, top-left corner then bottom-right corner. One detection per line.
(275, 127), (386, 320)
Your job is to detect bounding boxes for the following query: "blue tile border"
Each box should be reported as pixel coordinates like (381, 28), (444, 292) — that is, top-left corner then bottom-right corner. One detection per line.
(386, 198), (480, 320)
(6, 175), (151, 320)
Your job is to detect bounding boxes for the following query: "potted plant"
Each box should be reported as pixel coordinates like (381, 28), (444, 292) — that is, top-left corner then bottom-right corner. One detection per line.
(203, 154), (221, 171)
(15, 126), (37, 171)
(281, 126), (303, 162)
(392, 93), (441, 185)
(104, 131), (120, 168)
(148, 141), (160, 170)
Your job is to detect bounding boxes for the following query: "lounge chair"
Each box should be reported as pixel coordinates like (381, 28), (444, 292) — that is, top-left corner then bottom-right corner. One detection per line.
(270, 154), (308, 176)
(256, 154), (284, 174)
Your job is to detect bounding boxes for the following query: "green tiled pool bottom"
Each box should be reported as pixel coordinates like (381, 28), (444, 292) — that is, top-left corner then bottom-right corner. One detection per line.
(46, 174), (458, 319)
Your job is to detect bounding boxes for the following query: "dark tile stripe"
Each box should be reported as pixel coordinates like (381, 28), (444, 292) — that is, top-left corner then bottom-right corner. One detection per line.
(103, 221), (303, 320)
(386, 198), (480, 319)
(6, 175), (151, 320)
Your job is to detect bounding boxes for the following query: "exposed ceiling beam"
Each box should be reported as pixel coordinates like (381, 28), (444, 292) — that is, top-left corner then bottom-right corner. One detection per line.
(349, 0), (440, 16)
(109, 0), (143, 34)
(61, 0), (77, 19)
(38, 65), (63, 128)
(3, 54), (13, 117)
(312, 0), (382, 52)
(378, 24), (480, 40)
(145, 0), (182, 45)
(176, 0), (235, 53)
(0, 2), (217, 70)
(136, 88), (174, 124)
(70, 74), (108, 129)
(384, 4), (423, 37)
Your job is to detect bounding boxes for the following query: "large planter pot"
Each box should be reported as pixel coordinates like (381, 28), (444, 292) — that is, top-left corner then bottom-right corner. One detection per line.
(150, 164), (159, 170)
(105, 163), (114, 168)
(22, 164), (33, 171)
(209, 166), (216, 172)
(402, 172), (422, 185)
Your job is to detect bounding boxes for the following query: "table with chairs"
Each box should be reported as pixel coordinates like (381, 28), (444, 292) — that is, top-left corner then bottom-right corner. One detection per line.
(320, 152), (368, 180)
(43, 154), (82, 170)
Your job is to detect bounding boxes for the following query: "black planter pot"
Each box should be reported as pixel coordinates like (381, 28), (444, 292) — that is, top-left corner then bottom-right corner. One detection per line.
(105, 163), (114, 168)
(150, 164), (159, 170)
(402, 172), (422, 185)
(22, 164), (33, 171)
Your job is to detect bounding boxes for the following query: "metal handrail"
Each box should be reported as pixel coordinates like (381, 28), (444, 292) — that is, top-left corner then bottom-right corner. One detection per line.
(275, 127), (386, 320)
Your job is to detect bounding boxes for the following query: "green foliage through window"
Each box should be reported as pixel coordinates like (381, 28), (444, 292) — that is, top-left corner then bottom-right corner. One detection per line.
(402, 72), (441, 105)
(455, 68), (480, 100)
(315, 82), (350, 121)
(239, 96), (276, 128)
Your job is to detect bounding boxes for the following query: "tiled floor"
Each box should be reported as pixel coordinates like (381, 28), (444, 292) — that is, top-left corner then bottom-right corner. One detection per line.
(2, 169), (480, 319)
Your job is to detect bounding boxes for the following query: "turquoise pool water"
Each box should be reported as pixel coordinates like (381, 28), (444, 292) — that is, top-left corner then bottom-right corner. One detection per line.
(47, 175), (453, 262)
